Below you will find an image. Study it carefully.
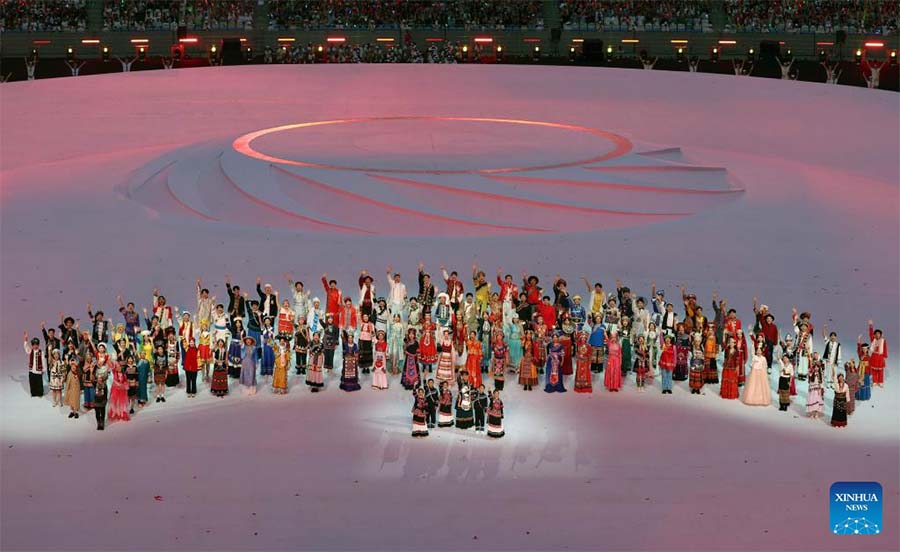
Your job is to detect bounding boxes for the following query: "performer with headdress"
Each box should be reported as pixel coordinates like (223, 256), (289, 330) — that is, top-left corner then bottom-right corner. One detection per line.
(573, 329), (592, 393)
(418, 313), (438, 373)
(306, 333), (325, 392)
(273, 336), (291, 394)
(339, 334), (361, 392)
(518, 330), (538, 391)
(372, 330), (389, 390)
(435, 328), (456, 384)
(544, 332), (567, 393)
(455, 384), (475, 429)
(358, 312), (375, 373)
(240, 335), (258, 395)
(411, 387), (429, 437)
(487, 389), (505, 438)
(437, 381), (453, 427)
(211, 338), (229, 397)
(491, 334), (508, 391)
(401, 328), (420, 390)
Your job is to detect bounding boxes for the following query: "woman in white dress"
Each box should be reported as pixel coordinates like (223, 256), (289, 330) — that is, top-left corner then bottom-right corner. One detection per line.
(741, 343), (772, 406)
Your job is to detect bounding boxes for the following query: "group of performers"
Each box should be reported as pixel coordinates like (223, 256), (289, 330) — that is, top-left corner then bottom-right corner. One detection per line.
(22, 266), (888, 433)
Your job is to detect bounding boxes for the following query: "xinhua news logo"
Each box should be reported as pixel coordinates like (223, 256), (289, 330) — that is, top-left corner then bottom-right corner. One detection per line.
(830, 482), (882, 535)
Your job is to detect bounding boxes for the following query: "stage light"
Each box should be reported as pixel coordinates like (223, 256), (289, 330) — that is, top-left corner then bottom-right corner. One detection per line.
(496, 45), (503, 62)
(677, 47), (684, 62)
(864, 41), (884, 48)
(818, 49), (827, 62)
(855, 48), (862, 63)
(102, 46), (110, 62)
(891, 51), (897, 65)
(462, 45), (468, 53)
(532, 45), (540, 62)
(138, 46), (146, 61)
(747, 47), (755, 61)
(711, 47), (719, 62)
(245, 46), (253, 61)
(569, 46), (577, 62)
(496, 45), (502, 53)
(786, 48), (792, 57)
(30, 47), (38, 60)
(66, 46), (74, 61)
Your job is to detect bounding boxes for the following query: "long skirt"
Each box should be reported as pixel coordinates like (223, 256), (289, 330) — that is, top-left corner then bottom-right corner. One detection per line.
(789, 373), (797, 396)
(689, 359), (705, 391)
(487, 414), (505, 438)
(508, 339), (523, 371)
(560, 336), (574, 376)
(108, 383), (130, 421)
(574, 358), (592, 393)
(455, 406), (475, 429)
(831, 393), (848, 427)
(437, 404), (453, 427)
(436, 353), (454, 383)
(742, 367), (771, 406)
(845, 372), (858, 414)
(340, 358), (361, 392)
(704, 357), (719, 384)
(605, 355), (622, 391)
(778, 375), (791, 408)
(720, 367), (739, 399)
(806, 385), (824, 414)
(401, 353), (419, 390)
(855, 373), (872, 401)
(64, 373), (81, 410)
(211, 367), (229, 396)
(673, 346), (689, 380)
(518, 355), (539, 387)
(28, 372), (44, 397)
(273, 363), (288, 391)
(260, 346), (274, 376)
(228, 342), (243, 378)
(166, 370), (179, 387)
(137, 365), (149, 402)
(412, 412), (429, 437)
(468, 364), (483, 389)
(359, 340), (373, 369)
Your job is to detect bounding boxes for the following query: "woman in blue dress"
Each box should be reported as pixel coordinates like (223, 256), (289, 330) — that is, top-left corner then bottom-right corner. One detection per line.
(340, 334), (361, 392)
(228, 320), (245, 379)
(506, 314), (523, 374)
(544, 332), (567, 393)
(240, 335), (258, 395)
(855, 342), (872, 401)
(259, 319), (275, 379)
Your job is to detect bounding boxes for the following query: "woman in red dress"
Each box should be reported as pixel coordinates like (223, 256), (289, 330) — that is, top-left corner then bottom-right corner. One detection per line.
(868, 321), (887, 386)
(735, 329), (748, 386)
(418, 313), (438, 373)
(465, 331), (483, 389)
(604, 330), (622, 392)
(720, 337), (740, 399)
(107, 359), (131, 422)
(573, 330), (592, 393)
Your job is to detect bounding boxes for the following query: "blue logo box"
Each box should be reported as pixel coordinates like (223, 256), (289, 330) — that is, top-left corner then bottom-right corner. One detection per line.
(830, 482), (883, 535)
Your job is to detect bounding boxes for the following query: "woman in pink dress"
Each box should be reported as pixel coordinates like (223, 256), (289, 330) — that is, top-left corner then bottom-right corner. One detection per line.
(741, 343), (772, 406)
(604, 329), (622, 392)
(107, 359), (131, 422)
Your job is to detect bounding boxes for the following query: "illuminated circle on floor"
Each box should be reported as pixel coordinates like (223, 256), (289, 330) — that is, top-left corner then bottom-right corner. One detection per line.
(231, 116), (634, 174)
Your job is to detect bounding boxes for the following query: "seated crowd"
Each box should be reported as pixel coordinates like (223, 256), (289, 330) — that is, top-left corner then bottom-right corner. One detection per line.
(0, 0), (87, 32)
(268, 40), (465, 64)
(101, 0), (254, 31)
(723, 0), (898, 35)
(560, 0), (712, 32)
(267, 0), (543, 31)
